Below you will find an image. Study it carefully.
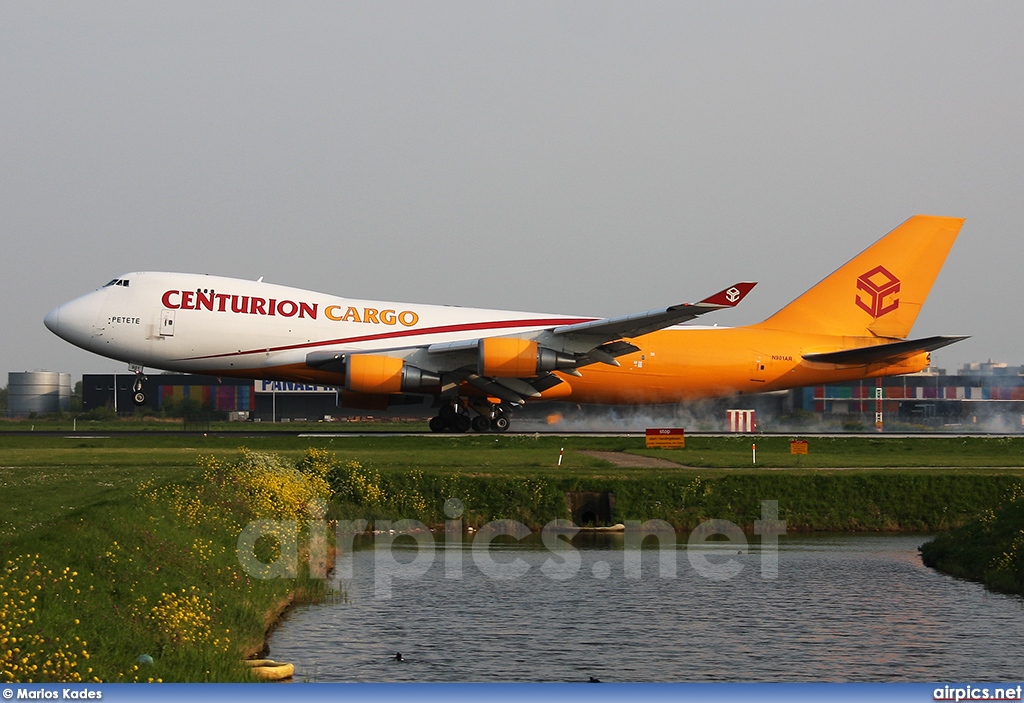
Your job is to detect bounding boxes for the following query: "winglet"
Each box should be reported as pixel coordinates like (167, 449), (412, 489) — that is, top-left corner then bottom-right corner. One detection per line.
(698, 282), (757, 308)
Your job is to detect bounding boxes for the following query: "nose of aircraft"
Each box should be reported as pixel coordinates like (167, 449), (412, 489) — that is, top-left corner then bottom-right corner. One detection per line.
(43, 291), (105, 347)
(43, 305), (61, 335)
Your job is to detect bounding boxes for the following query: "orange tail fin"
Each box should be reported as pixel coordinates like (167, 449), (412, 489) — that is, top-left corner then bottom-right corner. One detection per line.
(753, 215), (964, 339)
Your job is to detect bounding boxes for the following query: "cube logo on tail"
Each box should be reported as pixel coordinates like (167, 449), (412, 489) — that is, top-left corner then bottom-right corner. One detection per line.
(856, 265), (900, 318)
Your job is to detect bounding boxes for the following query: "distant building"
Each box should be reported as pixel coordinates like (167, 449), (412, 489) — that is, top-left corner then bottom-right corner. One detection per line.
(83, 374), (254, 416)
(5, 371), (71, 417)
(958, 361), (1024, 376)
(791, 362), (1024, 429)
(81, 373), (430, 422)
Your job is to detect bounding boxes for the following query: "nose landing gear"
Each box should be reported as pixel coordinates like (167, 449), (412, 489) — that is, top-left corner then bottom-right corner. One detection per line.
(130, 369), (148, 406)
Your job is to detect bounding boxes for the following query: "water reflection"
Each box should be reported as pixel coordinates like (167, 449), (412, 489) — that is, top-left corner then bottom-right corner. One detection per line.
(268, 532), (1024, 682)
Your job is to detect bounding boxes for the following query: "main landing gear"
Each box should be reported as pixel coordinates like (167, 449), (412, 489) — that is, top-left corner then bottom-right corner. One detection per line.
(429, 399), (510, 433)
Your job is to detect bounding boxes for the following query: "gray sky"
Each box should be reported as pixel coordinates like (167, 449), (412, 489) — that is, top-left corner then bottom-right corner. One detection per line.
(3, 1), (1022, 381)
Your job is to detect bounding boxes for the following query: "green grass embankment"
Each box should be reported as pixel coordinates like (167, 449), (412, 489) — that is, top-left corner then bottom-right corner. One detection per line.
(329, 461), (1024, 532)
(0, 449), (334, 683)
(921, 493), (1024, 595)
(4, 433), (1021, 534)
(303, 434), (1024, 530)
(2, 433), (1022, 475)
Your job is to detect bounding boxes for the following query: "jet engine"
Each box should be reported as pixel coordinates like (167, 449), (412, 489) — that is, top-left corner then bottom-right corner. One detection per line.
(477, 338), (577, 378)
(304, 351), (440, 394)
(345, 355), (441, 394)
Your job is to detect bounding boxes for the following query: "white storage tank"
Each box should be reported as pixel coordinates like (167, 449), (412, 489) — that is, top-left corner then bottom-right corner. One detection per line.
(7, 372), (71, 416)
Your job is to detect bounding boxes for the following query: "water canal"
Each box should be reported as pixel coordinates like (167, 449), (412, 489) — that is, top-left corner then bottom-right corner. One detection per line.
(267, 532), (1024, 682)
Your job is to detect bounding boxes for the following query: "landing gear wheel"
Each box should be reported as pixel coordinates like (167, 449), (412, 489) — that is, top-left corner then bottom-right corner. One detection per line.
(471, 415), (491, 433)
(453, 415), (472, 433)
(131, 372), (147, 406)
(429, 416), (447, 433)
(491, 415), (510, 433)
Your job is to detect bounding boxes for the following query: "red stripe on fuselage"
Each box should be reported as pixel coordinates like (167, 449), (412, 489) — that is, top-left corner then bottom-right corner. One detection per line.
(178, 316), (593, 361)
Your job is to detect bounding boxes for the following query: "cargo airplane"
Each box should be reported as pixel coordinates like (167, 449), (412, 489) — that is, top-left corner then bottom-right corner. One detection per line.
(45, 215), (965, 432)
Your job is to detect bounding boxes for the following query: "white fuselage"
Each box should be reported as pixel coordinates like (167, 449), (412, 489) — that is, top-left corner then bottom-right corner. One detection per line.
(44, 272), (594, 379)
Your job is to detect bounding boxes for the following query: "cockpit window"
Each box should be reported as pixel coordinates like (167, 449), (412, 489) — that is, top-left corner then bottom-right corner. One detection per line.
(104, 279), (130, 287)
(104, 279), (119, 287)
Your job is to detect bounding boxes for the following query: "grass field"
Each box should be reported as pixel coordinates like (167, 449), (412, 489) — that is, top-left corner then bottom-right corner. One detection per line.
(1, 432), (1022, 682)
(1, 446), (333, 683)
(922, 493), (1024, 595)
(3, 433), (1023, 538)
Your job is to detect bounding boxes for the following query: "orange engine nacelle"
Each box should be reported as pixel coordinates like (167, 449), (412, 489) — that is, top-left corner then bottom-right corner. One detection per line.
(477, 338), (578, 378)
(479, 338), (538, 377)
(345, 355), (440, 394)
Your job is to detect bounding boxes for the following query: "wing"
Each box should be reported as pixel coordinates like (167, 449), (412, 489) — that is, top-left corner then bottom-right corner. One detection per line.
(306, 282), (756, 405)
(540, 281), (757, 363)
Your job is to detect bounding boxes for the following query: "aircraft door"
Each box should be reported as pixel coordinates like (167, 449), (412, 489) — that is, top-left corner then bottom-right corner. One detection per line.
(750, 354), (767, 383)
(160, 309), (176, 337)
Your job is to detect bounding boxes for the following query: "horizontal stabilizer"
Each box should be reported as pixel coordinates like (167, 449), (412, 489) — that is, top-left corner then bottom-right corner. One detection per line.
(802, 335), (969, 366)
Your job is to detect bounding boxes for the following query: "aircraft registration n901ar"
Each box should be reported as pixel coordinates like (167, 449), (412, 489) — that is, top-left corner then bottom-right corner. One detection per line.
(45, 215), (966, 432)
